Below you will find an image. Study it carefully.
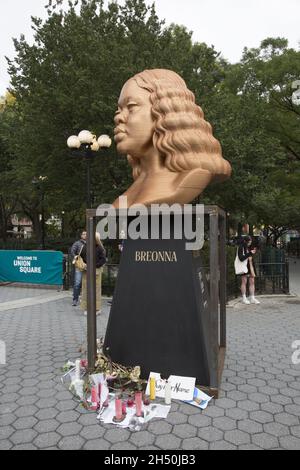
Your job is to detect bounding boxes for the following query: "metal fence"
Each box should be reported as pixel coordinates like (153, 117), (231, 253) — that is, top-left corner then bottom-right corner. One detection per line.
(63, 258), (290, 299)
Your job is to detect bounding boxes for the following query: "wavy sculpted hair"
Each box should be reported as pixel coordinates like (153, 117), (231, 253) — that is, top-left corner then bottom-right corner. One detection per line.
(127, 69), (231, 181)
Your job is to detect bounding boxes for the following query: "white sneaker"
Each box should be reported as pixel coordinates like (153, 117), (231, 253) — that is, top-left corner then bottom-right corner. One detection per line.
(83, 311), (87, 316)
(242, 297), (251, 305)
(250, 297), (260, 304)
(96, 310), (101, 316)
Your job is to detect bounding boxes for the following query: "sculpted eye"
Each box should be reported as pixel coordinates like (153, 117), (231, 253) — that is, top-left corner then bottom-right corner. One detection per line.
(127, 102), (138, 110)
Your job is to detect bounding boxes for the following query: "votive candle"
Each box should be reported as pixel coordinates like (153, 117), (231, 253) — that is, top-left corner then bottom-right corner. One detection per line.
(91, 386), (99, 411)
(135, 391), (143, 417)
(150, 377), (156, 400)
(115, 395), (123, 421)
(165, 380), (172, 405)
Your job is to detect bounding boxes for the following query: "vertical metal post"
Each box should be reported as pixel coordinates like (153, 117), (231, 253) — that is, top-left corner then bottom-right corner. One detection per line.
(286, 260), (290, 295)
(86, 156), (91, 208)
(219, 213), (227, 348)
(209, 209), (219, 389)
(87, 213), (96, 372)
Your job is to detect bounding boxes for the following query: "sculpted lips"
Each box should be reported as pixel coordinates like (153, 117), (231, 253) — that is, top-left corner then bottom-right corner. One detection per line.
(114, 127), (127, 142)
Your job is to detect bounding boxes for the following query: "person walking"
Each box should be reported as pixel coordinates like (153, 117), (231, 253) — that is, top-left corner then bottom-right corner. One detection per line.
(236, 235), (260, 305)
(80, 232), (106, 316)
(70, 230), (87, 306)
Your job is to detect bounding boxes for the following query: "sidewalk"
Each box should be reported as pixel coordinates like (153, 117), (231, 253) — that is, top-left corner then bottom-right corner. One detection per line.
(0, 286), (299, 450)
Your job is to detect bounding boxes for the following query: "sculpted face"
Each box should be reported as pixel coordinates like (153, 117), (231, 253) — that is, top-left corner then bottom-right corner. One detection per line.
(114, 79), (154, 157)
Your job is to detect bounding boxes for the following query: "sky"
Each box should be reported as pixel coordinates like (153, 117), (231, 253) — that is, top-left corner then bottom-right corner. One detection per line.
(0, 0), (299, 94)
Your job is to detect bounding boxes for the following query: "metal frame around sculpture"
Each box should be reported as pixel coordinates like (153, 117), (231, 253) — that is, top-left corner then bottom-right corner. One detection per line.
(86, 205), (227, 398)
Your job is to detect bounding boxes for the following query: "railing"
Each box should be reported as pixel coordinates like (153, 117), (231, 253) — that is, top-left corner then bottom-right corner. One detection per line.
(227, 261), (290, 299)
(63, 258), (290, 299)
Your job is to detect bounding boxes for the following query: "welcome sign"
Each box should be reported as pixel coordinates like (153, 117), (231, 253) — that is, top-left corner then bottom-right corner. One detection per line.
(0, 250), (64, 286)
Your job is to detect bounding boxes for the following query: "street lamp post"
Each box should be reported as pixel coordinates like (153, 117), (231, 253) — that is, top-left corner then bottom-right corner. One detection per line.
(67, 130), (112, 208)
(32, 176), (48, 250)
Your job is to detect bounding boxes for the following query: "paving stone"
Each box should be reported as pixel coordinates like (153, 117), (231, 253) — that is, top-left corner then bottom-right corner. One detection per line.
(173, 423), (197, 439)
(275, 413), (300, 426)
(261, 402), (284, 414)
(181, 437), (209, 450)
(188, 414), (212, 427)
(279, 435), (300, 450)
(55, 400), (77, 412)
(291, 426), (300, 438)
(238, 419), (263, 434)
(239, 444), (264, 450)
(238, 400), (260, 412)
(147, 421), (173, 435)
(202, 406), (225, 418)
(56, 411), (80, 423)
(58, 436), (85, 450)
(250, 411), (274, 424)
(155, 434), (181, 450)
(198, 426), (223, 442)
(224, 430), (250, 446)
(271, 394), (293, 406)
(13, 417), (38, 431)
(264, 422), (290, 437)
(227, 391), (247, 401)
(57, 422), (82, 437)
(215, 398), (237, 409)
(14, 405), (38, 418)
(213, 417), (236, 431)
(225, 408), (248, 420)
(110, 442), (137, 450)
(104, 428), (131, 444)
(238, 384), (258, 394)
(167, 412), (187, 425)
(83, 439), (110, 450)
(252, 433), (279, 450)
(80, 424), (105, 440)
(130, 431), (155, 447)
(35, 408), (58, 421)
(0, 441), (13, 450)
(0, 426), (15, 440)
(285, 404), (300, 416)
(0, 414), (17, 426)
(210, 441), (237, 450)
(10, 429), (38, 445)
(78, 413), (98, 426)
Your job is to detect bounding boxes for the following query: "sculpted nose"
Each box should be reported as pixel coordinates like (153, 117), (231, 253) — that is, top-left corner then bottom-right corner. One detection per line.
(114, 110), (126, 125)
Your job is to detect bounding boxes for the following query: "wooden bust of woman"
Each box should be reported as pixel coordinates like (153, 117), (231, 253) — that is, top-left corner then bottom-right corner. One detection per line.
(113, 69), (231, 207)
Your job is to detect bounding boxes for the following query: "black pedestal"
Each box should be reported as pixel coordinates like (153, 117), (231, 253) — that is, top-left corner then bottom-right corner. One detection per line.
(104, 235), (212, 386)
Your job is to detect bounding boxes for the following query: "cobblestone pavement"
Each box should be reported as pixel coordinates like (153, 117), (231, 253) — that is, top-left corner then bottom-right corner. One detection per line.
(0, 286), (300, 450)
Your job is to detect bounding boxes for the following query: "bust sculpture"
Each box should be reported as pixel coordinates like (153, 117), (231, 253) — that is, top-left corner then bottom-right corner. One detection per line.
(113, 69), (231, 207)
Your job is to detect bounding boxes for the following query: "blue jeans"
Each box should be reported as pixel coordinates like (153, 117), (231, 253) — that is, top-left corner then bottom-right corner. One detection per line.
(73, 269), (83, 302)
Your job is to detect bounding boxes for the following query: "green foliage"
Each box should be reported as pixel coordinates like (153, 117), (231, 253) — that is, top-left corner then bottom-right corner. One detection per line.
(0, 0), (299, 243)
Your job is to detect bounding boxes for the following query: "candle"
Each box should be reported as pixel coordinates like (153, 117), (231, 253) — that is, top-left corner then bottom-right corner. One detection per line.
(75, 359), (81, 381)
(91, 386), (99, 411)
(150, 377), (156, 400)
(115, 395), (123, 421)
(127, 397), (134, 408)
(135, 391), (143, 417)
(165, 380), (172, 405)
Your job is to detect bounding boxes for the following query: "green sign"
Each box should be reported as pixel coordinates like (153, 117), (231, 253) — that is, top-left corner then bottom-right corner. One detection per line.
(0, 250), (64, 286)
